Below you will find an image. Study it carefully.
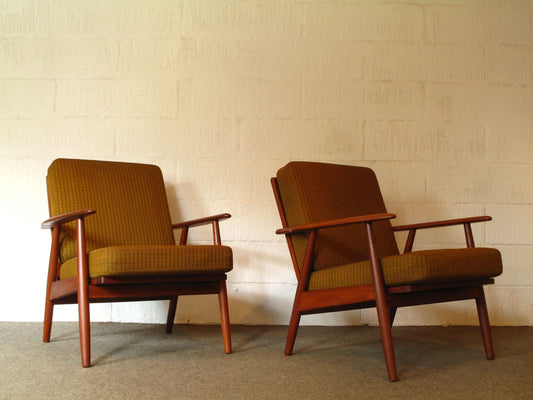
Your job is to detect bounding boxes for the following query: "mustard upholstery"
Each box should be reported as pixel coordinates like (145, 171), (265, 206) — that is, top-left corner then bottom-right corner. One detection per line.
(47, 159), (176, 263)
(308, 248), (502, 290)
(60, 245), (233, 279)
(47, 158), (232, 279)
(43, 158), (234, 367)
(277, 161), (399, 271)
(273, 160), (503, 381)
(276, 161), (502, 290)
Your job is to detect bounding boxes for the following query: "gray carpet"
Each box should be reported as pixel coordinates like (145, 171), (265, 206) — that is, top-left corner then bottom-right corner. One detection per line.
(1, 323), (531, 399)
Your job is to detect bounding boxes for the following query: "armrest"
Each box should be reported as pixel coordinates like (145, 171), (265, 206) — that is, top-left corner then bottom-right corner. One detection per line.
(172, 213), (231, 245)
(275, 213), (396, 235)
(393, 216), (492, 232)
(172, 213), (231, 229)
(41, 209), (96, 229)
(393, 215), (492, 253)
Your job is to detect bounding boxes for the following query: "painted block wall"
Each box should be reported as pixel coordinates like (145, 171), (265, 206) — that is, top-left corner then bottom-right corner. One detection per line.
(1, 0), (531, 327)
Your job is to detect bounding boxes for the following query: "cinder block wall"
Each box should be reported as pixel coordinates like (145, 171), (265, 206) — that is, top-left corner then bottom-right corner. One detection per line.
(1, 0), (531, 326)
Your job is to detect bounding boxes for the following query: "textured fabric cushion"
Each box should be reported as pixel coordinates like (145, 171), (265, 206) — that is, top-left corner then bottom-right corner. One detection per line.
(308, 247), (503, 290)
(47, 159), (175, 263)
(276, 162), (400, 271)
(60, 245), (233, 280)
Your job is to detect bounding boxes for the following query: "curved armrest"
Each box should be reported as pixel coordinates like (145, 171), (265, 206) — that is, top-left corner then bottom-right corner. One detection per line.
(41, 209), (96, 229)
(172, 213), (231, 245)
(393, 215), (492, 253)
(172, 213), (231, 229)
(276, 213), (396, 235)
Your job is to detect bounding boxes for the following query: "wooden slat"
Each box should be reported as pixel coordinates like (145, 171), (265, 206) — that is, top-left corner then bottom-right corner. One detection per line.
(88, 281), (221, 301)
(387, 286), (484, 308)
(50, 277), (78, 301)
(299, 285), (375, 313)
(387, 279), (494, 294)
(92, 274), (227, 285)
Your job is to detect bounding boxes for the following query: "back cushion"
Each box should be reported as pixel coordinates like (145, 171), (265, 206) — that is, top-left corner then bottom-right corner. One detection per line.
(47, 158), (175, 262)
(276, 161), (399, 271)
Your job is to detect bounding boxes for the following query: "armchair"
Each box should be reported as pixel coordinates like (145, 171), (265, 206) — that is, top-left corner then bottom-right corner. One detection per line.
(42, 158), (233, 367)
(271, 161), (502, 381)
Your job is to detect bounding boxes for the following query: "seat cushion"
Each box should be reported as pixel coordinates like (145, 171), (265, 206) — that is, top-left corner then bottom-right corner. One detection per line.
(308, 247), (502, 291)
(60, 245), (233, 280)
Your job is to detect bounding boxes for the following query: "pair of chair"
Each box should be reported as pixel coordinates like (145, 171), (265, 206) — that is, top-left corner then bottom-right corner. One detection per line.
(42, 159), (502, 381)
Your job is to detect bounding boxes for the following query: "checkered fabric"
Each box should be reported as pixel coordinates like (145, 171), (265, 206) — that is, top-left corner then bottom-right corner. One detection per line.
(47, 158), (232, 279)
(277, 161), (400, 270)
(308, 247), (502, 290)
(276, 161), (502, 290)
(60, 245), (233, 279)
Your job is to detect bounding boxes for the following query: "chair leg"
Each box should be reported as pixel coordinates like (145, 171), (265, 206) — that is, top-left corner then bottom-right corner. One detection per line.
(78, 288), (91, 368)
(285, 305), (301, 356)
(44, 228), (60, 343)
(475, 288), (495, 360)
(365, 222), (398, 381)
(376, 302), (398, 381)
(218, 280), (232, 354)
(43, 300), (54, 343)
(166, 296), (178, 334)
(75, 218), (91, 367)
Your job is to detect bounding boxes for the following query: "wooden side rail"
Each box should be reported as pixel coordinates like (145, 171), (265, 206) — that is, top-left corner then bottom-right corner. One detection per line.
(393, 216), (492, 253)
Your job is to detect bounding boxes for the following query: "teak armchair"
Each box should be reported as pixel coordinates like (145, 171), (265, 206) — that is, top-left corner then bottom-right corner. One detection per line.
(271, 161), (503, 381)
(41, 158), (233, 367)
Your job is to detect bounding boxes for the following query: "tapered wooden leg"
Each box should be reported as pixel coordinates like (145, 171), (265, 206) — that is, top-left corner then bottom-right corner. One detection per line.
(76, 218), (91, 368)
(44, 227), (60, 343)
(376, 303), (398, 382)
(218, 280), (232, 354)
(78, 292), (91, 368)
(285, 305), (301, 356)
(476, 288), (495, 360)
(43, 300), (54, 343)
(365, 222), (398, 382)
(166, 296), (178, 334)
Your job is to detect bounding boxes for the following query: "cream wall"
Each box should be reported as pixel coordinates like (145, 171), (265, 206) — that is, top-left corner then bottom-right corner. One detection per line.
(1, 0), (531, 326)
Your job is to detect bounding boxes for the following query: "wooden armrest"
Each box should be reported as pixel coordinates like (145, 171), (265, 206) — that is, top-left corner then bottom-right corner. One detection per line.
(393, 216), (492, 232)
(276, 213), (396, 235)
(41, 209), (96, 229)
(172, 213), (231, 230)
(172, 213), (231, 245)
(393, 215), (492, 253)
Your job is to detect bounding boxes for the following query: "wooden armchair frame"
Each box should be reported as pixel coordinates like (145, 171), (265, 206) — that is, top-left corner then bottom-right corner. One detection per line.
(42, 210), (232, 367)
(272, 177), (495, 382)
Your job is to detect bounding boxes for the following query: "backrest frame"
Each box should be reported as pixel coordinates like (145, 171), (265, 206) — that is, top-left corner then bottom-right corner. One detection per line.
(271, 177), (301, 280)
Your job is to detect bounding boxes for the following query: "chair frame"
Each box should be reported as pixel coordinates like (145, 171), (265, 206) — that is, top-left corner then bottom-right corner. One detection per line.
(271, 177), (495, 382)
(42, 210), (232, 367)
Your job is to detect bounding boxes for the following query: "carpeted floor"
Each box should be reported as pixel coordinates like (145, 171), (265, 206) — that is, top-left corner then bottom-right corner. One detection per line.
(0, 323), (531, 399)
